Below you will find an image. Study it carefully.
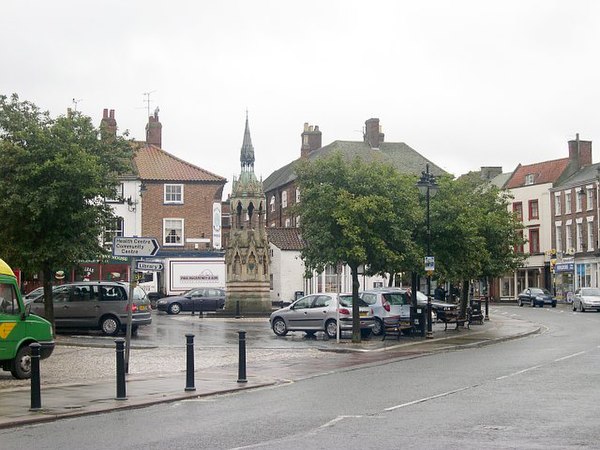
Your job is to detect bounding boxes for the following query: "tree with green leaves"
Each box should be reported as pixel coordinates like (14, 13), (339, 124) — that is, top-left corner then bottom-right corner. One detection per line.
(0, 94), (133, 325)
(429, 175), (524, 317)
(294, 153), (421, 342)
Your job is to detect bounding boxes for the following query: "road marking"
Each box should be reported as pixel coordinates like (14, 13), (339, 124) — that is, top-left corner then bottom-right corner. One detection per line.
(554, 351), (586, 362)
(496, 365), (542, 380)
(385, 386), (470, 411)
(319, 415), (363, 428)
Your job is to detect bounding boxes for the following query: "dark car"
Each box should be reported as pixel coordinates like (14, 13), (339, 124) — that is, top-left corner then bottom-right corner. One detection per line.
(517, 287), (556, 308)
(156, 288), (226, 314)
(29, 281), (152, 335)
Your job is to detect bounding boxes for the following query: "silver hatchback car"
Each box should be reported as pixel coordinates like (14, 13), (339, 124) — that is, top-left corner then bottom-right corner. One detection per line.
(573, 287), (600, 312)
(270, 293), (375, 338)
(360, 289), (411, 336)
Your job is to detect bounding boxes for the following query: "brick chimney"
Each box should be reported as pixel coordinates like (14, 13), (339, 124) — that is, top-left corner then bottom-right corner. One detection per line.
(568, 133), (592, 169)
(145, 107), (162, 147)
(99, 108), (117, 141)
(364, 118), (384, 149)
(300, 122), (322, 158)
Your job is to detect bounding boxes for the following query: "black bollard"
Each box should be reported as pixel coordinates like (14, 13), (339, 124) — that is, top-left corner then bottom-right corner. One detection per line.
(235, 300), (241, 319)
(185, 334), (196, 391)
(115, 338), (127, 400)
(237, 330), (247, 383)
(426, 299), (433, 339)
(29, 343), (42, 411)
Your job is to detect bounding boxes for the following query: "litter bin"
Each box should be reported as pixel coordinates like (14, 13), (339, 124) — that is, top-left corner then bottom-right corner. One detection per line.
(412, 306), (426, 337)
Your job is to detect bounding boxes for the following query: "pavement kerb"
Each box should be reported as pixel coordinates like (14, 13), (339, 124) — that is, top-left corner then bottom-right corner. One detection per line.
(0, 379), (278, 430)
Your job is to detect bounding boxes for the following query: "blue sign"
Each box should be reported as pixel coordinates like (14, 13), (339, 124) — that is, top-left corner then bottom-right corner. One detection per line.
(555, 263), (574, 273)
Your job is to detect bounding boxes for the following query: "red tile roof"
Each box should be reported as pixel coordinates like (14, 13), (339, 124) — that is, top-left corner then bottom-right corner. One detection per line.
(504, 158), (570, 189)
(133, 144), (226, 182)
(267, 227), (305, 251)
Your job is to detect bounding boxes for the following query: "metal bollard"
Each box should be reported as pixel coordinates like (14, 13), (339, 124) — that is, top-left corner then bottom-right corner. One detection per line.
(185, 334), (196, 391)
(237, 330), (247, 383)
(115, 338), (127, 400)
(426, 300), (433, 339)
(235, 300), (241, 319)
(29, 343), (42, 411)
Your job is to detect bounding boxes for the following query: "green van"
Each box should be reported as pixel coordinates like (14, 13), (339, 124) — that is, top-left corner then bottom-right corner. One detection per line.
(0, 258), (54, 379)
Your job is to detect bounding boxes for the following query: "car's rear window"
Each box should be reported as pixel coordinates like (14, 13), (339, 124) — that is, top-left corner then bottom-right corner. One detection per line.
(382, 292), (407, 305)
(339, 295), (369, 307)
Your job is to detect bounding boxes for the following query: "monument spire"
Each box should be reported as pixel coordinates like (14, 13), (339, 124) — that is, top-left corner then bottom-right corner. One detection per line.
(240, 110), (255, 172)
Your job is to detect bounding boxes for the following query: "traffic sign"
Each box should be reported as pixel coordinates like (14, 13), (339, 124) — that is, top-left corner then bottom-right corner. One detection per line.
(113, 237), (159, 257)
(136, 261), (163, 271)
(425, 256), (435, 272)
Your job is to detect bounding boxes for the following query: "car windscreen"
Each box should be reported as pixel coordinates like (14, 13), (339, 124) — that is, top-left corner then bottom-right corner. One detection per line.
(531, 288), (550, 295)
(581, 288), (600, 296)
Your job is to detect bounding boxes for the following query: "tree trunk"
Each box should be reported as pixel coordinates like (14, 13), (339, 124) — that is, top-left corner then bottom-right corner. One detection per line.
(350, 264), (361, 343)
(42, 261), (55, 333)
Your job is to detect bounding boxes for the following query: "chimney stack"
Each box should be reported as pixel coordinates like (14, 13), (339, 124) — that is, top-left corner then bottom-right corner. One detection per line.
(145, 107), (162, 148)
(568, 133), (592, 169)
(301, 122), (322, 158)
(99, 108), (117, 141)
(364, 118), (384, 149)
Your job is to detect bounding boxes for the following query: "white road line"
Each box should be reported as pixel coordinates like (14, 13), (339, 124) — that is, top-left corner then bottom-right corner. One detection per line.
(554, 351), (586, 362)
(319, 415), (363, 428)
(385, 386), (470, 411)
(496, 365), (542, 380)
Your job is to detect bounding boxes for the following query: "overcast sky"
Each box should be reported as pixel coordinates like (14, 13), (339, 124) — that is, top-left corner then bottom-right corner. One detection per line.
(3, 1), (600, 195)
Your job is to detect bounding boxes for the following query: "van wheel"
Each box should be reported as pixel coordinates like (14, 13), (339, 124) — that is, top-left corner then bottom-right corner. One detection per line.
(101, 316), (120, 336)
(11, 345), (32, 379)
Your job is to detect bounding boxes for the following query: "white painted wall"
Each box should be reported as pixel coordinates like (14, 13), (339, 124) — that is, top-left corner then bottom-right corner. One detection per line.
(110, 179), (142, 238)
(269, 243), (305, 304)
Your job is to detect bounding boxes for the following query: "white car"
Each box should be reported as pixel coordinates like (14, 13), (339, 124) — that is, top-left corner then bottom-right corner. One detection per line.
(270, 293), (375, 338)
(573, 288), (600, 312)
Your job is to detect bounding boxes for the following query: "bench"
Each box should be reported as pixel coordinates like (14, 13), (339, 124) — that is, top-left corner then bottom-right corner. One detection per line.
(381, 317), (414, 341)
(436, 309), (469, 331)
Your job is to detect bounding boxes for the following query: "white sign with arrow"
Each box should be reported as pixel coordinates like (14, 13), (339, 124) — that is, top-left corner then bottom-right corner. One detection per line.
(113, 237), (159, 257)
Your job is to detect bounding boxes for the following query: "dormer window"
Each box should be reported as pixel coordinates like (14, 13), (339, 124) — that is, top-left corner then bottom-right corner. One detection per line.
(525, 174), (535, 185)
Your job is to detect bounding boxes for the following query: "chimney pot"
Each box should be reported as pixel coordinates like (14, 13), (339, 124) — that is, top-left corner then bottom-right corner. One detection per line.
(103, 108), (108, 118)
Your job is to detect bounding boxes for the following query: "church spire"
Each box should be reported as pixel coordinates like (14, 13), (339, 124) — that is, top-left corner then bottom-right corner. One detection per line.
(240, 110), (255, 172)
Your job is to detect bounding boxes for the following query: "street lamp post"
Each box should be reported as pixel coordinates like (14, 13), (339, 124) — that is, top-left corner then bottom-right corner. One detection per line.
(417, 164), (438, 339)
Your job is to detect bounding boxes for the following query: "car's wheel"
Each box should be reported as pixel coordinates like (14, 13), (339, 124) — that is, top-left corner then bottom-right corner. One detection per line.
(573, 302), (577, 312)
(325, 320), (338, 339)
(518, 299), (523, 307)
(272, 318), (288, 336)
(360, 328), (372, 339)
(10, 345), (32, 379)
(530, 300), (536, 307)
(580, 302), (586, 312)
(552, 302), (556, 308)
(100, 315), (120, 336)
(167, 303), (182, 315)
(372, 318), (384, 336)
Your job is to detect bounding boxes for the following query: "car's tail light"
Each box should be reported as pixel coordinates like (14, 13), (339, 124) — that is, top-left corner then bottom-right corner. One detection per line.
(338, 308), (350, 315)
(383, 299), (391, 312)
(126, 304), (138, 313)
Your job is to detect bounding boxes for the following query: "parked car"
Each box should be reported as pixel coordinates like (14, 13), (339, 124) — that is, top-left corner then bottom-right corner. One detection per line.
(270, 293), (375, 338)
(155, 288), (226, 314)
(29, 281), (152, 335)
(362, 287), (457, 325)
(573, 287), (600, 312)
(517, 287), (556, 308)
(360, 289), (410, 336)
(23, 286), (45, 305)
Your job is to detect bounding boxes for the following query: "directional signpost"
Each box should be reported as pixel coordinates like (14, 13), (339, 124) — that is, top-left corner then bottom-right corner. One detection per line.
(112, 237), (159, 257)
(136, 261), (163, 272)
(112, 237), (160, 373)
